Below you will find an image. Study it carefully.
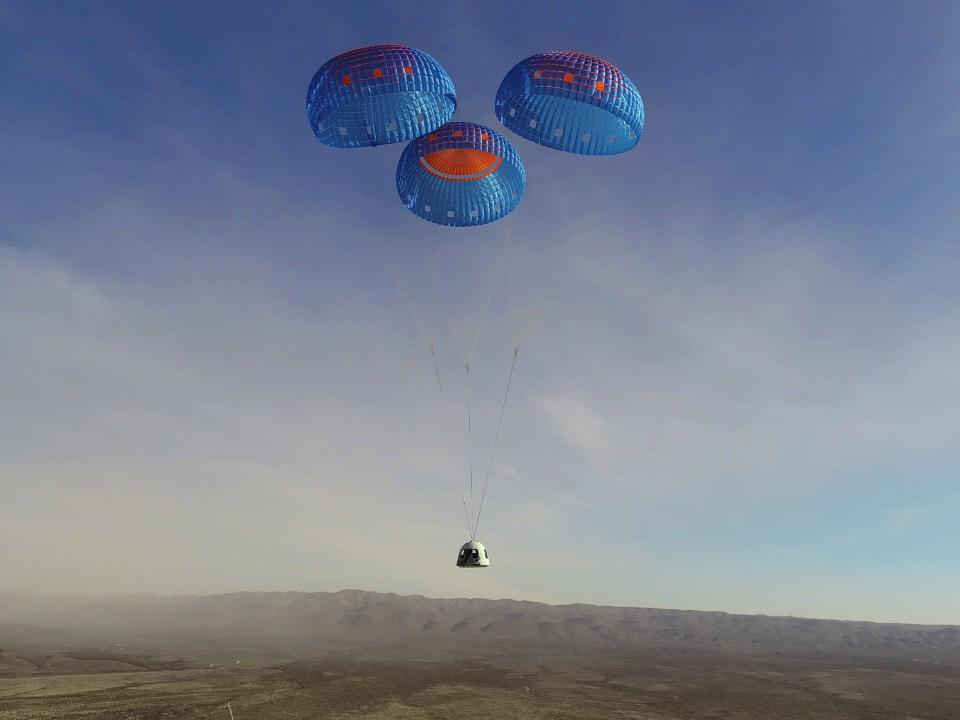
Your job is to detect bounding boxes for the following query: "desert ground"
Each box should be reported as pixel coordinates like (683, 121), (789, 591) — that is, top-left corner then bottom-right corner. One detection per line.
(1, 591), (958, 719)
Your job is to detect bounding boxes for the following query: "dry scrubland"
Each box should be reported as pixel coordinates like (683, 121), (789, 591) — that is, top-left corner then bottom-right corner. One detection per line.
(0, 590), (958, 719)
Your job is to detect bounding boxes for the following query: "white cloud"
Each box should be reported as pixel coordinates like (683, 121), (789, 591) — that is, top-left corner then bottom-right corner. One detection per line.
(540, 395), (619, 468)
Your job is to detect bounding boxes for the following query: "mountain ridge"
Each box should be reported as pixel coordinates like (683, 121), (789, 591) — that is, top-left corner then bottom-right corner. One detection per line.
(3, 588), (955, 627)
(1, 589), (958, 662)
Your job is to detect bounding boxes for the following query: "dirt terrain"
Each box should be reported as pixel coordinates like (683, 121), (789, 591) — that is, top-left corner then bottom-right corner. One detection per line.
(1, 648), (959, 719)
(0, 591), (958, 718)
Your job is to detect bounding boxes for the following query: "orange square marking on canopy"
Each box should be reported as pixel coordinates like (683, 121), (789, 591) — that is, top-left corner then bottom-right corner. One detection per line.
(342, 75), (352, 86)
(403, 65), (413, 74)
(595, 80), (606, 91)
(428, 134), (438, 141)
(480, 133), (489, 141)
(454, 130), (464, 137)
(372, 68), (383, 79)
(563, 72), (574, 83)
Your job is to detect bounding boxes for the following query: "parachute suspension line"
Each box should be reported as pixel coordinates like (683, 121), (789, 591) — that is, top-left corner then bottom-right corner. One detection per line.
(445, 298), (469, 368)
(462, 494), (472, 539)
(415, 234), (485, 541)
(375, 160), (436, 347)
(430, 343), (473, 539)
(503, 214), (532, 350)
(384, 262), (435, 349)
(416, 234), (444, 344)
(465, 360), (476, 539)
(465, 214), (516, 364)
(421, 236), (469, 365)
(472, 344), (520, 539)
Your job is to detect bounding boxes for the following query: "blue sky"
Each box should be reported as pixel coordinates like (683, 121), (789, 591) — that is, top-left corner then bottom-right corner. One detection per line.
(2, 1), (959, 624)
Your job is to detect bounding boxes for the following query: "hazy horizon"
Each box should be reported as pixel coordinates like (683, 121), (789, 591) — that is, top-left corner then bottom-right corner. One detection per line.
(2, 1), (959, 626)
(3, 587), (959, 629)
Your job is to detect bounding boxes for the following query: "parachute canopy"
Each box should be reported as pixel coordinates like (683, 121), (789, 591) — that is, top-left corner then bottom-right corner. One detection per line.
(307, 44), (456, 149)
(495, 50), (644, 156)
(396, 122), (526, 227)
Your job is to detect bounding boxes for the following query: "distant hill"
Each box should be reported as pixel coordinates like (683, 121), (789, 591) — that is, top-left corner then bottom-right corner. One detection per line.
(1, 590), (958, 662)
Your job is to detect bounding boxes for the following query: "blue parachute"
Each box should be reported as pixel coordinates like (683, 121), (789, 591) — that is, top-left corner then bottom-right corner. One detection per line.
(307, 44), (456, 149)
(396, 122), (525, 227)
(495, 51), (644, 156)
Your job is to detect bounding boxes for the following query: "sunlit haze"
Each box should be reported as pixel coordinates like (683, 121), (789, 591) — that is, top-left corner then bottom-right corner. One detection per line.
(2, 1), (959, 625)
